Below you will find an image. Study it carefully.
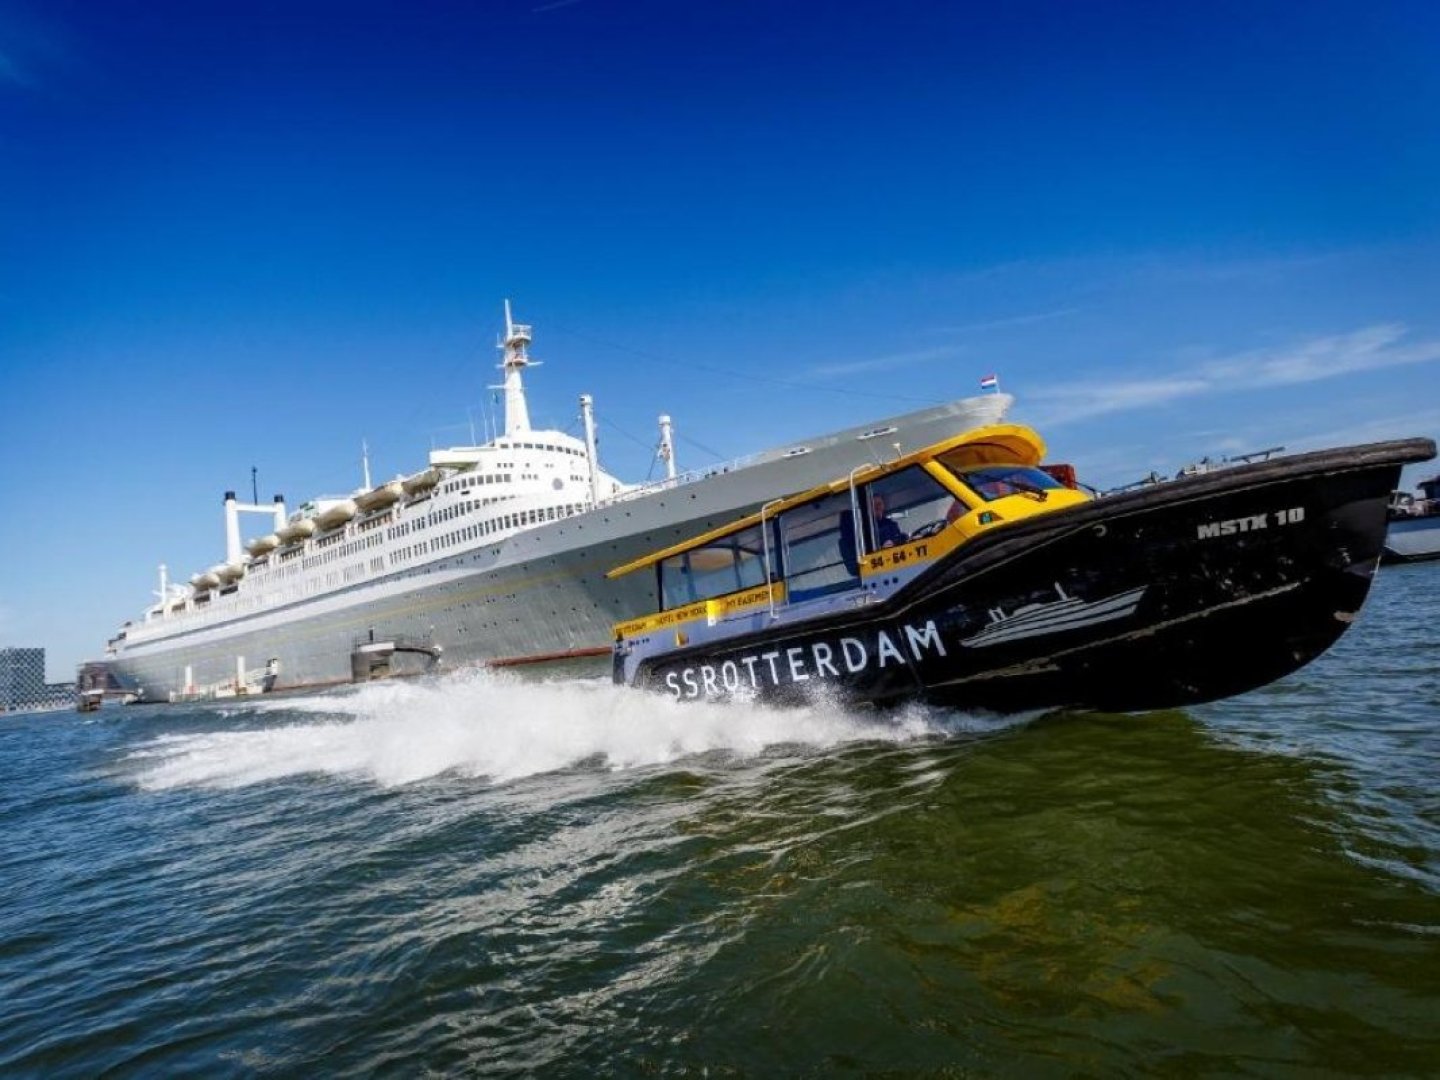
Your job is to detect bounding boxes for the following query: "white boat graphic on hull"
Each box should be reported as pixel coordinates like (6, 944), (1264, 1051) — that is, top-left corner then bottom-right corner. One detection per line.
(960, 583), (1147, 648)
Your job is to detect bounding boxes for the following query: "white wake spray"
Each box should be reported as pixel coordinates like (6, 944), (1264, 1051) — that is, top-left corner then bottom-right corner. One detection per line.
(128, 668), (1027, 791)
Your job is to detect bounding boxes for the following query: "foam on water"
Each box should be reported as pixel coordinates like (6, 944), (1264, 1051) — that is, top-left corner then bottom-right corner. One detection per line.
(129, 668), (1029, 791)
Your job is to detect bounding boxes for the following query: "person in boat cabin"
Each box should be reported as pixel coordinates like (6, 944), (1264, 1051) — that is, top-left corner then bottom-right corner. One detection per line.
(871, 494), (907, 548)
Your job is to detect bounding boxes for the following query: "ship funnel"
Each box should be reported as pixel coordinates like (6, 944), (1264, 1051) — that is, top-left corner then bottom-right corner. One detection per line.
(224, 491), (242, 565)
(272, 494), (286, 530)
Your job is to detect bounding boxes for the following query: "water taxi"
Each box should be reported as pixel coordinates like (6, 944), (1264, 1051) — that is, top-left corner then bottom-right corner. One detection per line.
(609, 423), (1434, 712)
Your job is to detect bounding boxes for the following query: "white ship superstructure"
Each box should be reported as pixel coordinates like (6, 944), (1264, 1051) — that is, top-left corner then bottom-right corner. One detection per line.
(98, 305), (1012, 701)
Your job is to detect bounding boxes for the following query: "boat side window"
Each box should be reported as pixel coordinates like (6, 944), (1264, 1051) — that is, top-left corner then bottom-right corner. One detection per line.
(863, 466), (956, 547)
(779, 492), (861, 602)
(938, 459), (1065, 502)
(659, 524), (770, 609)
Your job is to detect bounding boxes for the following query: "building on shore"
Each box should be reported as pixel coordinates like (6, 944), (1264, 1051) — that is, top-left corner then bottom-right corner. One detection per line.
(0, 647), (77, 713)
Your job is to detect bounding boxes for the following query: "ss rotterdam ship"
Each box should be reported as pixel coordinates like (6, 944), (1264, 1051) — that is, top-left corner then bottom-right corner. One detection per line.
(95, 305), (1011, 701)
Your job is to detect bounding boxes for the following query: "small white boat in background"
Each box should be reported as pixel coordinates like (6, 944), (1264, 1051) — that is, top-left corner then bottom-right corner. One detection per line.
(1384, 476), (1440, 563)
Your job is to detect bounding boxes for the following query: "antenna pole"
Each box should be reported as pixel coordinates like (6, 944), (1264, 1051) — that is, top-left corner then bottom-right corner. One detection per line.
(251, 466), (258, 505)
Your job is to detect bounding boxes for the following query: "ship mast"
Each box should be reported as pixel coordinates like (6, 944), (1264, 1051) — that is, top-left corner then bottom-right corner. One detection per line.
(580, 394), (602, 505)
(658, 414), (677, 480)
(497, 300), (536, 436)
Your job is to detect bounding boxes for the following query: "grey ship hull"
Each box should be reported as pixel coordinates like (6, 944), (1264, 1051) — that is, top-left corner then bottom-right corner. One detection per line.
(106, 395), (1009, 700)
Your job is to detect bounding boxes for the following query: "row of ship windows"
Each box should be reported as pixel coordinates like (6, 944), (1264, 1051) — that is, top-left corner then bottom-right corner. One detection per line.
(443, 471), (514, 493)
(299, 501), (591, 595)
(310, 532), (385, 565)
(389, 494), (519, 539)
(421, 502), (586, 556)
(498, 441), (583, 456)
(257, 491), (528, 572)
(392, 502), (587, 563)
(153, 499), (593, 629)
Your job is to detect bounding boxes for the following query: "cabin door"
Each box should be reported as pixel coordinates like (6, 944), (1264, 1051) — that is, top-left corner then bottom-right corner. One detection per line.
(777, 492), (863, 602)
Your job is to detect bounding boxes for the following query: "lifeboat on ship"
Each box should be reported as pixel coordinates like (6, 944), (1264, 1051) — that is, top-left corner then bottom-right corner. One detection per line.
(191, 569), (221, 590)
(277, 518), (317, 544)
(610, 423), (1434, 714)
(355, 480), (404, 512)
(402, 468), (441, 495)
(216, 562), (245, 583)
(246, 533), (280, 557)
(316, 500), (358, 530)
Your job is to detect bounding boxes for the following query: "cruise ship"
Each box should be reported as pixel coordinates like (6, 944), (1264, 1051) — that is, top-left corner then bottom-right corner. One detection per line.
(95, 305), (1012, 701)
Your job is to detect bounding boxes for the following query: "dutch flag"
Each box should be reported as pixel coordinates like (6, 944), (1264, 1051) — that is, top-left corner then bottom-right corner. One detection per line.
(979, 373), (999, 391)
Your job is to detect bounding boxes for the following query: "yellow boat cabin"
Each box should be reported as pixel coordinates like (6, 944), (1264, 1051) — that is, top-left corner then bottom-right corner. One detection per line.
(609, 423), (1090, 641)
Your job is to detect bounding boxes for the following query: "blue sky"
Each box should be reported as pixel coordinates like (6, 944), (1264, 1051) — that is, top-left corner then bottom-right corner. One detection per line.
(2, 0), (1438, 678)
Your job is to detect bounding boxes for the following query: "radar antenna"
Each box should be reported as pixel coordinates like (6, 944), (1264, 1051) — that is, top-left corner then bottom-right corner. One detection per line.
(494, 300), (540, 436)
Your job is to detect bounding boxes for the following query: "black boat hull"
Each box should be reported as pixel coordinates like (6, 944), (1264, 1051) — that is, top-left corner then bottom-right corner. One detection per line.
(623, 439), (1433, 712)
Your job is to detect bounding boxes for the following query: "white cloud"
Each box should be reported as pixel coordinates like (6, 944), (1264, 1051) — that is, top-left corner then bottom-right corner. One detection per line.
(1285, 408), (1440, 454)
(1027, 324), (1440, 427)
(804, 344), (963, 378)
(926, 307), (1081, 335)
(1030, 376), (1210, 425)
(1205, 324), (1440, 387)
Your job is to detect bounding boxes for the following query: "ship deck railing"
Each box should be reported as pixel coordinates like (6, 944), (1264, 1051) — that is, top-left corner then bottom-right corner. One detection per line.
(601, 448), (781, 506)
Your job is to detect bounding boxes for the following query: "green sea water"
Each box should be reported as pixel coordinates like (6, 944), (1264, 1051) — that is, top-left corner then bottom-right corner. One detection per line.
(1, 564), (1436, 1076)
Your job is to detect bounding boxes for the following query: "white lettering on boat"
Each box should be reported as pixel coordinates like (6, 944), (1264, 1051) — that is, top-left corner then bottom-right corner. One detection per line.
(662, 619), (947, 698)
(877, 631), (905, 667)
(905, 621), (947, 658)
(812, 642), (839, 677)
(841, 637), (867, 672)
(761, 651), (782, 684)
(741, 656), (761, 686)
(1197, 507), (1303, 540)
(721, 661), (741, 691)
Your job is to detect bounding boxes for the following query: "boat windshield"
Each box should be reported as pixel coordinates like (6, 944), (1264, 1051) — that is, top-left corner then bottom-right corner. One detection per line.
(942, 461), (1065, 502)
(864, 466), (958, 548)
